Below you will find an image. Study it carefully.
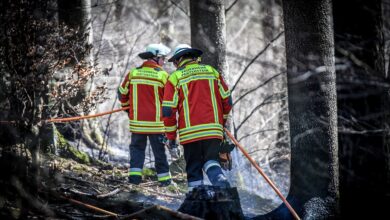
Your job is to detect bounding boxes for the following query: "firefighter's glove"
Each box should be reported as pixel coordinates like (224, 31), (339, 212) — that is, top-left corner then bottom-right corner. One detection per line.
(219, 152), (232, 171)
(167, 139), (181, 160)
(220, 136), (236, 153)
(219, 132), (235, 170)
(160, 134), (168, 145)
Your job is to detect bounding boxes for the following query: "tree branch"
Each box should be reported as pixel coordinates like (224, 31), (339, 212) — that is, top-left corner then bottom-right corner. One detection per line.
(238, 129), (277, 142)
(233, 72), (284, 107)
(335, 45), (379, 75)
(231, 31), (284, 92)
(225, 0), (238, 13)
(235, 95), (277, 133)
(94, 3), (114, 58)
(169, 0), (189, 16)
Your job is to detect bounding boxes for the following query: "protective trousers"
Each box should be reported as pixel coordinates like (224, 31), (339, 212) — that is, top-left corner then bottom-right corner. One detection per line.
(128, 133), (171, 184)
(183, 138), (230, 191)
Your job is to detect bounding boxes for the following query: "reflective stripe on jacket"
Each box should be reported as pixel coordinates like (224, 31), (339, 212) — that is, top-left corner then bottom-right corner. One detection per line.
(162, 61), (232, 144)
(119, 61), (168, 134)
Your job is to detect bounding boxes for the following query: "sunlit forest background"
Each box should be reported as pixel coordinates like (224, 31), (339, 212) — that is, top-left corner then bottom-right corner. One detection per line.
(1, 0), (389, 219)
(91, 0), (288, 199)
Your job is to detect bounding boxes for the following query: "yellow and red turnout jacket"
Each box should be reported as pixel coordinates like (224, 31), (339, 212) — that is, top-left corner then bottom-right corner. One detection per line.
(162, 60), (232, 144)
(118, 61), (168, 134)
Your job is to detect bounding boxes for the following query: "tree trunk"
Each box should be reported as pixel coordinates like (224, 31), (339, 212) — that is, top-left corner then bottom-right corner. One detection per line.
(190, 0), (228, 76)
(58, 0), (93, 66)
(0, 0), (57, 195)
(58, 0), (92, 33)
(333, 0), (390, 218)
(255, 0), (339, 219)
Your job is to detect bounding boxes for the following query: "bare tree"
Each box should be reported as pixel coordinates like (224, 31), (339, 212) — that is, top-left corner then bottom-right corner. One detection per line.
(256, 0), (339, 219)
(334, 0), (390, 218)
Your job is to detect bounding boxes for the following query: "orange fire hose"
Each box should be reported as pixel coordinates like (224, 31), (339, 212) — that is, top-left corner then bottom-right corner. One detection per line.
(0, 107), (130, 124)
(45, 107), (130, 123)
(224, 128), (301, 220)
(61, 196), (119, 218)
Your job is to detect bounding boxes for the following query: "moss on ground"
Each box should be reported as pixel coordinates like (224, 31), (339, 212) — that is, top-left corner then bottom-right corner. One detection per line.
(55, 127), (91, 164)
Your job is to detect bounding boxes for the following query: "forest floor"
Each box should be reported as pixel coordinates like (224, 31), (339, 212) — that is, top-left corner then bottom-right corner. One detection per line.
(0, 143), (280, 219)
(0, 152), (198, 219)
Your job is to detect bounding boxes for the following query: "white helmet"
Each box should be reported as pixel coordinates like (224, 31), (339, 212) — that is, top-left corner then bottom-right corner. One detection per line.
(172, 44), (191, 54)
(168, 44), (203, 62)
(138, 43), (171, 59)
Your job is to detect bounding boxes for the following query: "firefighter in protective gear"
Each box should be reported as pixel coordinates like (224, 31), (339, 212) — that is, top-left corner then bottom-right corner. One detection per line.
(162, 44), (233, 191)
(118, 43), (172, 187)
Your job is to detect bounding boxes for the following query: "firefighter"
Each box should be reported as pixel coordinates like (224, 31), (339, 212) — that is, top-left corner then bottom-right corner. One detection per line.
(118, 43), (172, 187)
(162, 44), (233, 191)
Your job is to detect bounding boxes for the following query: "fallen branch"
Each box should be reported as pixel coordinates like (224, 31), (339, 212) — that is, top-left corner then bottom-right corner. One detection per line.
(97, 188), (122, 198)
(69, 188), (93, 197)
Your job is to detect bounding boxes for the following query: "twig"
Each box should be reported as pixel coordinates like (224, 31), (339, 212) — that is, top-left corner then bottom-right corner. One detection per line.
(338, 128), (386, 134)
(140, 187), (182, 199)
(231, 31), (284, 92)
(91, 186), (103, 194)
(233, 72), (284, 107)
(225, 0), (238, 13)
(91, 0), (120, 8)
(69, 188), (93, 197)
(139, 181), (159, 187)
(96, 188), (122, 198)
(94, 2), (114, 58)
(169, 0), (189, 16)
(238, 129), (277, 142)
(336, 45), (378, 75)
(235, 95), (275, 133)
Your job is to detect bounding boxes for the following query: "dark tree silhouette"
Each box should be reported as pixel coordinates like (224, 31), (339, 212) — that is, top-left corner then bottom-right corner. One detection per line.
(255, 0), (339, 218)
(0, 1), (59, 189)
(333, 0), (390, 218)
(0, 0), (94, 192)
